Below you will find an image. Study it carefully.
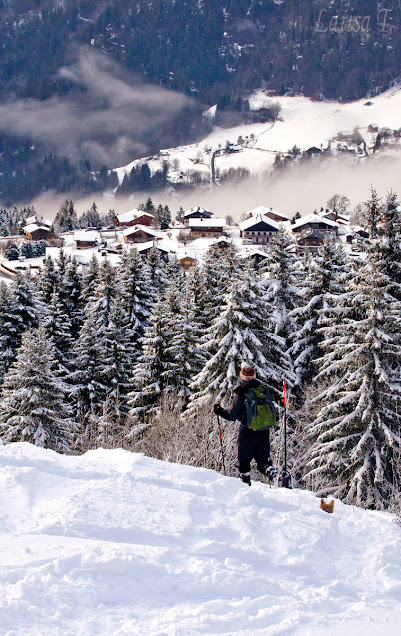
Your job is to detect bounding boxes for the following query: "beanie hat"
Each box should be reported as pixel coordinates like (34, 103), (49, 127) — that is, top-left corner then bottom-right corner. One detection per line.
(240, 366), (256, 382)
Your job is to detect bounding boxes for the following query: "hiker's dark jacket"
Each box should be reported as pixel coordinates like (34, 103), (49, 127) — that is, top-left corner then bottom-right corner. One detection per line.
(218, 379), (271, 431)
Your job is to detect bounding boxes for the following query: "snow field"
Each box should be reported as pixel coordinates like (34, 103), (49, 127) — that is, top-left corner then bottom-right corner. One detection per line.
(116, 86), (401, 184)
(0, 443), (401, 635)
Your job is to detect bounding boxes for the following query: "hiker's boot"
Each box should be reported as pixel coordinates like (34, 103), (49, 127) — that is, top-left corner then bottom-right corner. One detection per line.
(263, 464), (278, 482)
(240, 472), (251, 486)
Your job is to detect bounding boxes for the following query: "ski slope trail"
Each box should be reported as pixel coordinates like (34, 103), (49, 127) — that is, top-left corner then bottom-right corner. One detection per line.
(0, 443), (400, 635)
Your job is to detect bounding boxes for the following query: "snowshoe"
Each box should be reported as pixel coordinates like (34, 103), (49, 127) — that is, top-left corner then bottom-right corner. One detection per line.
(264, 465), (278, 482)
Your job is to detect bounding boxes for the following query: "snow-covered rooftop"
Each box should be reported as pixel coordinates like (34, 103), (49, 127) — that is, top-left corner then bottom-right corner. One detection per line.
(25, 215), (52, 227)
(117, 209), (154, 223)
(247, 206), (289, 220)
(74, 231), (99, 242)
(183, 206), (214, 218)
(123, 225), (161, 238)
(292, 214), (339, 230)
(22, 223), (51, 234)
(188, 218), (226, 228)
(239, 214), (280, 231)
(133, 238), (172, 253)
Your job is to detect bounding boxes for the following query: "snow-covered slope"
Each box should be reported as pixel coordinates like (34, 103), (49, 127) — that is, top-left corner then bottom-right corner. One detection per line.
(1, 444), (400, 635)
(116, 87), (401, 185)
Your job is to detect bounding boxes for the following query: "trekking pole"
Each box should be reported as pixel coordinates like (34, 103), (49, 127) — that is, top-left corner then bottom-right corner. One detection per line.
(278, 380), (292, 489)
(217, 414), (227, 475)
(283, 380), (287, 476)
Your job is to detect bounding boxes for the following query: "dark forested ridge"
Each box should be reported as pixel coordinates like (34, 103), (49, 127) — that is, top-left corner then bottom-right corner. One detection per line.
(1, 0), (400, 102)
(0, 0), (400, 203)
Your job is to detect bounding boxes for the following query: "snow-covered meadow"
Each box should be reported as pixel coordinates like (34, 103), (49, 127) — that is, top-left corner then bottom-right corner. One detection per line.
(1, 443), (400, 635)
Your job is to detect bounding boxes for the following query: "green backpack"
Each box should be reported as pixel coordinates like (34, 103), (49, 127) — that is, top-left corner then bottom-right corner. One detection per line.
(244, 386), (277, 431)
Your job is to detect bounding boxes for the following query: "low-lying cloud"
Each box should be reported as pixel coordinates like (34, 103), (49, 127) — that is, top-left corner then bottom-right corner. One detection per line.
(0, 47), (189, 167)
(30, 151), (401, 222)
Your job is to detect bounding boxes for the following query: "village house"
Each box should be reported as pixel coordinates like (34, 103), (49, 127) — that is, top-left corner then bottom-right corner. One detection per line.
(291, 214), (339, 235)
(294, 228), (325, 256)
(176, 249), (197, 270)
(183, 206), (214, 225)
(239, 214), (279, 244)
(114, 209), (154, 227)
(123, 225), (162, 244)
(188, 218), (226, 238)
(22, 223), (53, 241)
(74, 230), (99, 249)
(213, 236), (232, 249)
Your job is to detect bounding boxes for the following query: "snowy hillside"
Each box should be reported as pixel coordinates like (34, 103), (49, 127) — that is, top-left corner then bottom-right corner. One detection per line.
(116, 87), (401, 185)
(1, 444), (401, 635)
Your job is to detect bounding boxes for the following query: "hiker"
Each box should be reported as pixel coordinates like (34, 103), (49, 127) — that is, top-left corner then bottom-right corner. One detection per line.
(214, 365), (278, 486)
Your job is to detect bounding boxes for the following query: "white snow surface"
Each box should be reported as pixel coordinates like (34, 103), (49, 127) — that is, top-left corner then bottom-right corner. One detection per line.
(115, 86), (401, 184)
(1, 443), (401, 636)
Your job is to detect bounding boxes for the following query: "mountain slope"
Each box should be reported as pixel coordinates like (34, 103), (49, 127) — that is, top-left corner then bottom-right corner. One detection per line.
(1, 443), (400, 635)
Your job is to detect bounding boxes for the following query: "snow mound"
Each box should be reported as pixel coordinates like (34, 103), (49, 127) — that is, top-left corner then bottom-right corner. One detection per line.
(1, 443), (400, 635)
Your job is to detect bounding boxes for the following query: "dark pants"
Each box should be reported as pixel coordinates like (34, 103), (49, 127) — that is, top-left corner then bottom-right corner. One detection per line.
(238, 428), (270, 474)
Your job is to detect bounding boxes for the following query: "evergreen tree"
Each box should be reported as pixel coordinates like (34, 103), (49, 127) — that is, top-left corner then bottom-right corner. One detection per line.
(304, 241), (401, 509)
(80, 253), (100, 307)
(188, 265), (291, 413)
(120, 248), (153, 356)
(39, 255), (58, 304)
(62, 256), (83, 337)
(362, 187), (382, 239)
(9, 271), (41, 332)
(98, 293), (135, 432)
(54, 200), (78, 233)
(290, 236), (348, 396)
(379, 191), (401, 301)
(0, 327), (77, 453)
(71, 259), (116, 428)
(145, 247), (169, 299)
(42, 289), (74, 375)
(0, 282), (23, 380)
(160, 205), (171, 230)
(129, 298), (176, 416)
(261, 227), (299, 347)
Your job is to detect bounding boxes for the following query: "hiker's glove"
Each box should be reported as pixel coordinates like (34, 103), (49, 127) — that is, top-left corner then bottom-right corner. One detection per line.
(214, 403), (224, 416)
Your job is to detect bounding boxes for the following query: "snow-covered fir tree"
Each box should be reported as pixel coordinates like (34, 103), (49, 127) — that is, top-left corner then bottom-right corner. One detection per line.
(95, 293), (136, 443)
(61, 256), (83, 337)
(42, 289), (74, 375)
(290, 235), (348, 396)
(80, 253), (100, 307)
(0, 282), (23, 380)
(10, 271), (41, 331)
(145, 247), (169, 299)
(304, 239), (401, 509)
(119, 248), (153, 357)
(129, 297), (176, 416)
(0, 326), (77, 453)
(261, 227), (299, 346)
(39, 255), (58, 304)
(188, 264), (292, 415)
(378, 191), (401, 301)
(70, 259), (117, 429)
